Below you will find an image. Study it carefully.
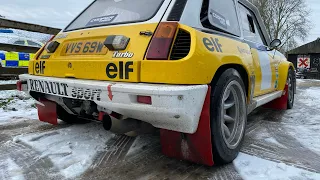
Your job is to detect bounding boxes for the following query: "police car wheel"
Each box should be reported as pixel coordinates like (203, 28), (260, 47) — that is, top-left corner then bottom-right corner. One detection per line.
(210, 68), (247, 165)
(287, 69), (295, 109)
(57, 105), (89, 124)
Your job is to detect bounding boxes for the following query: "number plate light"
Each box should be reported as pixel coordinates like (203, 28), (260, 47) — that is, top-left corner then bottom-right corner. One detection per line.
(104, 35), (130, 51)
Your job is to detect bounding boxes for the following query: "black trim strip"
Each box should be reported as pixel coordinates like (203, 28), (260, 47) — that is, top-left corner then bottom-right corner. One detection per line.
(167, 0), (188, 21)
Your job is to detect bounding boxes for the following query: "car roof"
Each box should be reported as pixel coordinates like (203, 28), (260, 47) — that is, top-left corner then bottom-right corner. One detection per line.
(0, 34), (43, 46)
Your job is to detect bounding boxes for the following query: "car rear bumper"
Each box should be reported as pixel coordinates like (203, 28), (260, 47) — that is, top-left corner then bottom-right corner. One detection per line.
(19, 74), (208, 134)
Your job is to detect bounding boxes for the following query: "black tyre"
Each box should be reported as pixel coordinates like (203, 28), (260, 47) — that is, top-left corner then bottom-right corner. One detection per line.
(287, 69), (295, 109)
(210, 68), (247, 165)
(57, 105), (89, 124)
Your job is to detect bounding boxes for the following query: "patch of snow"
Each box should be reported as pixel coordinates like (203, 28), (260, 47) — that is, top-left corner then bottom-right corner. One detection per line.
(15, 122), (114, 179)
(234, 153), (320, 180)
(126, 135), (155, 157)
(285, 124), (320, 155)
(0, 90), (37, 124)
(296, 79), (305, 84)
(301, 87), (320, 106)
(0, 158), (25, 180)
(297, 79), (320, 83)
(264, 137), (287, 149)
(277, 162), (287, 171)
(0, 80), (18, 85)
(0, 90), (24, 99)
(282, 85), (320, 156)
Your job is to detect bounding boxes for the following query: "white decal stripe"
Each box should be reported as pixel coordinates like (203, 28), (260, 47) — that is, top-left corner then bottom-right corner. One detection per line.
(258, 51), (272, 90)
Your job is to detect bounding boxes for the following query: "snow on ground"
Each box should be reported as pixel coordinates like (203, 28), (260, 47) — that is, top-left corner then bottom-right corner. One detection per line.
(0, 158), (25, 180)
(1, 88), (116, 179)
(0, 90), (37, 125)
(0, 80), (18, 85)
(283, 79), (320, 156)
(264, 137), (287, 149)
(298, 79), (320, 82)
(126, 135), (155, 157)
(14, 123), (115, 179)
(234, 153), (320, 180)
(301, 87), (320, 106)
(286, 124), (320, 156)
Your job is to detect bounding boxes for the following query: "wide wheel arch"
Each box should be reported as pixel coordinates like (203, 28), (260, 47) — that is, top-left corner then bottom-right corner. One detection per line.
(211, 64), (250, 101)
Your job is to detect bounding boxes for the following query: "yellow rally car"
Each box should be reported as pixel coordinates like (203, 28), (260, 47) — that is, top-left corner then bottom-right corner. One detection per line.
(18, 0), (295, 166)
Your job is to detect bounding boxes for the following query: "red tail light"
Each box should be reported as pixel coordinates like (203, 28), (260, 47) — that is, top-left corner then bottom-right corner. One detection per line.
(146, 22), (178, 60)
(35, 35), (55, 60)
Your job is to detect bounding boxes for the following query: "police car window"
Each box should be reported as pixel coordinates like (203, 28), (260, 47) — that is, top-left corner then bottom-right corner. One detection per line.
(207, 0), (241, 36)
(239, 4), (266, 45)
(27, 40), (42, 47)
(66, 0), (164, 31)
(14, 40), (25, 45)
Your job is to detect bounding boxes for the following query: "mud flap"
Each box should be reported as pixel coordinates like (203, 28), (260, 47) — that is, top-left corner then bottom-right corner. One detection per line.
(263, 84), (289, 110)
(160, 86), (214, 166)
(36, 98), (58, 125)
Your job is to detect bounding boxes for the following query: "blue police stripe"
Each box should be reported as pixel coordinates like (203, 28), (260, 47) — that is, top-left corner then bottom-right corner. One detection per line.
(6, 60), (19, 67)
(0, 53), (5, 60)
(19, 52), (30, 60)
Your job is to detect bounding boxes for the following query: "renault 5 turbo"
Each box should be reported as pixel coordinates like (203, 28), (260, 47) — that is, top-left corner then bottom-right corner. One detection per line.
(18, 0), (295, 166)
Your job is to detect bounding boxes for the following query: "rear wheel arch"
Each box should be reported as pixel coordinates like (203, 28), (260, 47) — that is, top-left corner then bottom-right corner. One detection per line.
(211, 64), (250, 99)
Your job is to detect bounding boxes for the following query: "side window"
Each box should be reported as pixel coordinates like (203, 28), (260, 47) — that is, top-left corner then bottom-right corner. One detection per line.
(13, 40), (25, 46)
(238, 4), (266, 45)
(201, 0), (241, 36)
(27, 40), (42, 47)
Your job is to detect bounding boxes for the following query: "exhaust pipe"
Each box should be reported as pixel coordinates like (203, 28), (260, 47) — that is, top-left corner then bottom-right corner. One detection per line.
(101, 113), (155, 135)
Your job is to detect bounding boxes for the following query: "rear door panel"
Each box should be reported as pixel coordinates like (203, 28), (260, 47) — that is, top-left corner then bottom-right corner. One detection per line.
(238, 3), (276, 96)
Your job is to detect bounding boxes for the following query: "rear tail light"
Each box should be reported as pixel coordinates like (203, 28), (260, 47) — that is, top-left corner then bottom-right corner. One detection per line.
(146, 22), (178, 60)
(137, 95), (152, 105)
(35, 35), (55, 60)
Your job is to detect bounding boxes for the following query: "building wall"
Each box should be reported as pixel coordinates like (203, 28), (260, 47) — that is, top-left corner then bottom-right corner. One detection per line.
(288, 54), (298, 69)
(288, 53), (320, 79)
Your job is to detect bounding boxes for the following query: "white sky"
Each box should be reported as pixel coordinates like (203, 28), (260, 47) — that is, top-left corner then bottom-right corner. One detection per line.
(305, 0), (320, 44)
(0, 0), (92, 28)
(0, 0), (319, 45)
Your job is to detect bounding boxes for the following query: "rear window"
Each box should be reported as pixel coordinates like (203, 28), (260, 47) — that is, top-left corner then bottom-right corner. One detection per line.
(27, 40), (42, 47)
(65, 0), (165, 31)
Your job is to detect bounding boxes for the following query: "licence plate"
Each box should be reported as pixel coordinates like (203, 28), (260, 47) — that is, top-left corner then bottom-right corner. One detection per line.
(62, 39), (108, 55)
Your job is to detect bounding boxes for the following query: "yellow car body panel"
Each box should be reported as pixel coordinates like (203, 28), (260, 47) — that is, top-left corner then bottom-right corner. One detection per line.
(141, 24), (253, 84)
(29, 23), (159, 82)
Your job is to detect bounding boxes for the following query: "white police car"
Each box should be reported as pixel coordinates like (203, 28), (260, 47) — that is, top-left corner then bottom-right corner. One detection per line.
(0, 29), (43, 48)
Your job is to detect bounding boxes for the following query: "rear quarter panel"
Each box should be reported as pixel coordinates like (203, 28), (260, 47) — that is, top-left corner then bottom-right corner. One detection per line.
(141, 24), (255, 85)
